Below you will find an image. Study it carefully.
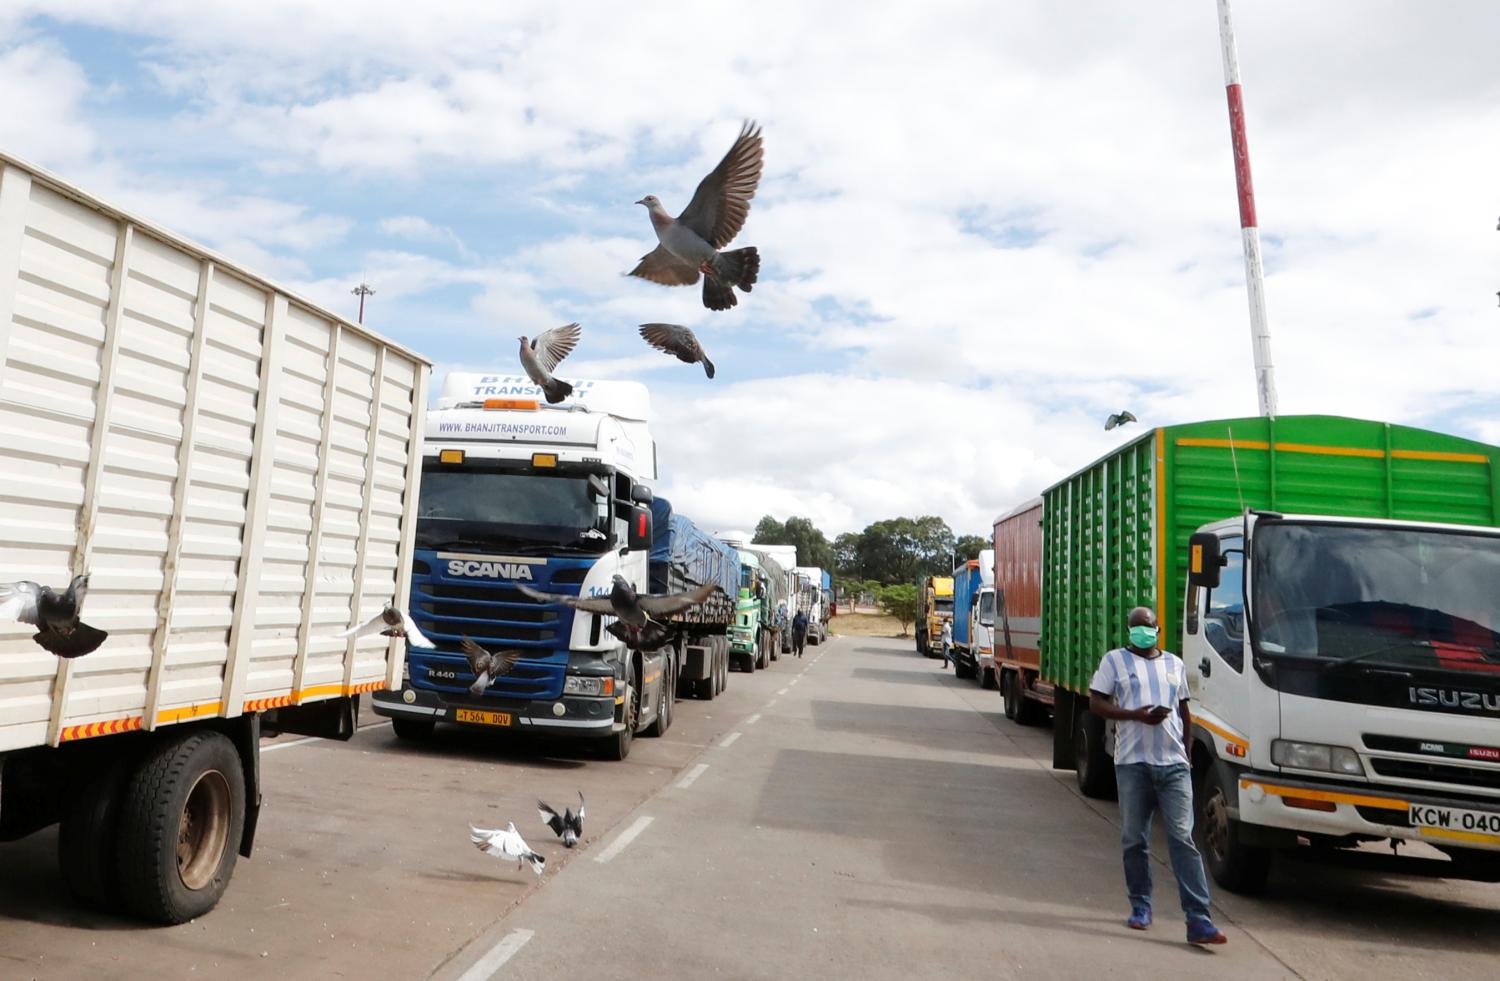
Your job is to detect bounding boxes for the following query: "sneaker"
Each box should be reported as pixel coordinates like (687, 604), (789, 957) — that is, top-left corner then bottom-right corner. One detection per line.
(1126, 907), (1152, 931)
(1186, 919), (1227, 945)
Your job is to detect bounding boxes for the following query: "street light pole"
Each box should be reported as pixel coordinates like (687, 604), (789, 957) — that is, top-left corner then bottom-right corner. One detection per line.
(1217, 0), (1278, 418)
(351, 282), (375, 324)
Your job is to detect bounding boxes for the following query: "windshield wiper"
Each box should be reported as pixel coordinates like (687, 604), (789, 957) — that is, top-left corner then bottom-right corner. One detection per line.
(420, 538), (555, 555)
(1316, 639), (1500, 672)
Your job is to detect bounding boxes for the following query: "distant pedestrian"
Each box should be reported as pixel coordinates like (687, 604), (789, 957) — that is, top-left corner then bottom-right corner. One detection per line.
(792, 610), (809, 658)
(1088, 606), (1226, 946)
(938, 618), (952, 669)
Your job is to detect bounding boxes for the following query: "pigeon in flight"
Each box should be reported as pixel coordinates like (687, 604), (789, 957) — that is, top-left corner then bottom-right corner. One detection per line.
(639, 324), (715, 378)
(0, 575), (107, 658)
(470, 822), (546, 876)
(538, 793), (585, 848)
(338, 602), (435, 648)
(519, 574), (716, 628)
(1105, 411), (1138, 431)
(518, 322), (581, 404)
(605, 618), (675, 653)
(459, 636), (523, 696)
(630, 121), (763, 311)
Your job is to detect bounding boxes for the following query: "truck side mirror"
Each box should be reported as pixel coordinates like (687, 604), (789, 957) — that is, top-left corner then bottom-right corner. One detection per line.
(627, 505), (653, 551)
(1188, 532), (1224, 589)
(630, 485), (654, 504)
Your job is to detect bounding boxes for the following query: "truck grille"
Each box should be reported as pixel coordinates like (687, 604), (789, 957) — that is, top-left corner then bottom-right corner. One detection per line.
(1369, 758), (1500, 793)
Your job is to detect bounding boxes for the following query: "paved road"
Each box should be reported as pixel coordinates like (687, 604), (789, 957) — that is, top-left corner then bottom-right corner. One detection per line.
(2, 635), (1496, 979)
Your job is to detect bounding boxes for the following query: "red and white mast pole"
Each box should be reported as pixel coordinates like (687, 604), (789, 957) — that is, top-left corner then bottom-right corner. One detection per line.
(1217, 0), (1278, 417)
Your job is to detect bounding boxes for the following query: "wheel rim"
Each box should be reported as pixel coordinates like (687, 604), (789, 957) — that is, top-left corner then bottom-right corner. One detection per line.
(178, 769), (231, 891)
(1203, 788), (1230, 863)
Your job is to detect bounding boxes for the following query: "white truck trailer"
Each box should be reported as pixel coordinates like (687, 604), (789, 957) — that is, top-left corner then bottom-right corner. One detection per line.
(0, 152), (429, 923)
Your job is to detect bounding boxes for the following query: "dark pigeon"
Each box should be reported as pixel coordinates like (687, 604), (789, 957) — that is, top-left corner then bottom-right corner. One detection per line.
(639, 323), (715, 378)
(519, 574), (715, 628)
(538, 793), (585, 848)
(0, 574), (107, 658)
(459, 636), (524, 696)
(1105, 410), (1138, 431)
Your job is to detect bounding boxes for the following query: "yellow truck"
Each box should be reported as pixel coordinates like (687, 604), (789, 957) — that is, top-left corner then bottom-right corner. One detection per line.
(916, 576), (954, 657)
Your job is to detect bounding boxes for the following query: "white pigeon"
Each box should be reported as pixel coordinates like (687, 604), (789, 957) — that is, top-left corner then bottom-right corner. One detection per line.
(517, 322), (582, 404)
(470, 822), (546, 876)
(337, 602), (435, 648)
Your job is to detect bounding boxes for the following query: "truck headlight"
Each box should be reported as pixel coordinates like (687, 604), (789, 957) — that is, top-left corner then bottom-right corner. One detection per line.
(1271, 740), (1365, 776)
(564, 675), (614, 697)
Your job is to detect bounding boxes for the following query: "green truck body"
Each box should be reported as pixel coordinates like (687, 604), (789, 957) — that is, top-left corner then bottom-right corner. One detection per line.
(730, 549), (787, 671)
(1042, 414), (1500, 698)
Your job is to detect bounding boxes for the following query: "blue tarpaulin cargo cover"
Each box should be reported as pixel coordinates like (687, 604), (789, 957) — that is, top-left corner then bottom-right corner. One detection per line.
(648, 498), (739, 617)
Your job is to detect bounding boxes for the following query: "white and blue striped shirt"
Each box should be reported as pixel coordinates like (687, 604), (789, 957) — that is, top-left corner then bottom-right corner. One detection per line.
(1089, 647), (1190, 766)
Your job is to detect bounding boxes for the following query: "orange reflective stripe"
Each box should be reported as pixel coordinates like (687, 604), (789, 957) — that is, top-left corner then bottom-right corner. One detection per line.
(1196, 716), (1248, 753)
(1242, 779), (1406, 811)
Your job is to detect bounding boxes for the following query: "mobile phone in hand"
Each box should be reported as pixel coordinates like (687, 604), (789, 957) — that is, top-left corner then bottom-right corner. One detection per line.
(1147, 705), (1172, 720)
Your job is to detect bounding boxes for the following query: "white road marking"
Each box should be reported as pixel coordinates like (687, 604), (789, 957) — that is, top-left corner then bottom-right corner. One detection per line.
(720, 731), (742, 748)
(789, 678), (800, 686)
(777, 687), (789, 696)
(745, 713), (762, 725)
(765, 700), (777, 708)
(594, 816), (654, 864)
(261, 736), (319, 754)
(456, 927), (535, 981)
(675, 763), (710, 789)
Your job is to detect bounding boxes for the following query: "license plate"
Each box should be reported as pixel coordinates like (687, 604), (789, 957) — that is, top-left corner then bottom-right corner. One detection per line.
(1410, 803), (1500, 841)
(456, 708), (512, 727)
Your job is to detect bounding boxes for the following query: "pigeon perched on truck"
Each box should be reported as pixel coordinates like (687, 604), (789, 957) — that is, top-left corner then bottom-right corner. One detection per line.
(0, 574), (107, 658)
(630, 121), (763, 311)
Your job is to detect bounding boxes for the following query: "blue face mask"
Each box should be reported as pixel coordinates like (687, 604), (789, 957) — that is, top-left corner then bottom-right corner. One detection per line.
(1128, 625), (1159, 649)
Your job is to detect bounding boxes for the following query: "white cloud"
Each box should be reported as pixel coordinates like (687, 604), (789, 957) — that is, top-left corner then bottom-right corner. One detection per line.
(0, 41), (97, 168)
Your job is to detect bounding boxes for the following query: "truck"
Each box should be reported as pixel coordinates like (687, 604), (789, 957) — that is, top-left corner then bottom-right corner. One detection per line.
(1026, 415), (1500, 890)
(0, 151), (429, 922)
(794, 566), (829, 644)
(949, 550), (996, 687)
(992, 499), (1047, 724)
(752, 544), (800, 652)
(649, 497), (739, 698)
(915, 575), (954, 656)
(728, 546), (787, 672)
(372, 374), (668, 760)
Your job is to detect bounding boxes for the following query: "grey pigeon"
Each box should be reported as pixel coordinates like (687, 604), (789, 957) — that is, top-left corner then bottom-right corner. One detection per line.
(470, 822), (546, 876)
(630, 121), (763, 311)
(1105, 410), (1138, 432)
(639, 323), (715, 378)
(538, 793), (585, 848)
(0, 575), (107, 658)
(338, 601), (435, 648)
(459, 636), (523, 696)
(518, 323), (582, 404)
(519, 574), (716, 628)
(606, 618), (675, 652)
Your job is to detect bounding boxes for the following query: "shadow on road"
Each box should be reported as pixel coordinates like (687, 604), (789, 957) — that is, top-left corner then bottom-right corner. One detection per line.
(379, 728), (591, 768)
(846, 644), (922, 659)
(0, 827), (151, 930)
(809, 699), (1010, 755)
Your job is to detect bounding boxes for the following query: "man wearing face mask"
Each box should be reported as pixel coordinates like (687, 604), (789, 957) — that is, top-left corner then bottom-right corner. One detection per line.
(1088, 606), (1227, 946)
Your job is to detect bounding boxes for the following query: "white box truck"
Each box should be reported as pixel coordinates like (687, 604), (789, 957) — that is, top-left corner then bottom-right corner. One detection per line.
(0, 152), (429, 922)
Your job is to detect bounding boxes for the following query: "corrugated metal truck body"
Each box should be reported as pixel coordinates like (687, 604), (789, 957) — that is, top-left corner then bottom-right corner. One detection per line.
(0, 152), (429, 922)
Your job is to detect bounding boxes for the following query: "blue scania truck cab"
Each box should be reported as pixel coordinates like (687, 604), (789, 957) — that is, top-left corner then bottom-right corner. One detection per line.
(372, 373), (671, 760)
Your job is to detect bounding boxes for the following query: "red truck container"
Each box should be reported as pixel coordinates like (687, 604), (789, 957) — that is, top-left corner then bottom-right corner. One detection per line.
(992, 499), (1049, 725)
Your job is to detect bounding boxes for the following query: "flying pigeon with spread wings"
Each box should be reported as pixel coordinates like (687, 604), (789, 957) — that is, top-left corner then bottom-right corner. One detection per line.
(538, 793), (585, 848)
(518, 322), (582, 404)
(518, 574), (715, 628)
(639, 323), (715, 378)
(1104, 410), (1138, 431)
(470, 822), (546, 876)
(338, 602), (435, 648)
(0, 575), (107, 658)
(630, 121), (763, 311)
(460, 636), (523, 696)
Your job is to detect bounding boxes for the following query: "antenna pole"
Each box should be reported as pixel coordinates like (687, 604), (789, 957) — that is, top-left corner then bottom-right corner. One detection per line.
(1217, 0), (1278, 418)
(351, 282), (375, 324)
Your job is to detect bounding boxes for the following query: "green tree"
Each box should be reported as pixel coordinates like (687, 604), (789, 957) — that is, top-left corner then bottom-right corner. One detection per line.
(876, 583), (920, 636)
(954, 534), (989, 561)
(853, 515), (955, 584)
(833, 531), (863, 578)
(752, 515), (785, 544)
(754, 514), (834, 568)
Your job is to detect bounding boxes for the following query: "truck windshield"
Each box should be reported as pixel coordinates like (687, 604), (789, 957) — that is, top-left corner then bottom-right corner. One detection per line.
(415, 463), (612, 552)
(977, 592), (995, 626)
(1252, 522), (1500, 671)
(935, 598), (954, 614)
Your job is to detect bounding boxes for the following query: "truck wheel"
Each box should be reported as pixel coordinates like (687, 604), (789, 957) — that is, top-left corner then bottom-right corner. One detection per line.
(391, 718), (435, 741)
(1196, 764), (1270, 893)
(1002, 672), (1020, 721)
(59, 757), (131, 911)
(717, 639), (729, 693)
(604, 661), (638, 760)
(954, 657), (976, 681)
(1013, 679), (1044, 727)
(980, 665), (998, 690)
(645, 660), (673, 737)
(744, 646), (757, 673)
(916, 630), (927, 655)
(1073, 706), (1117, 800)
(770, 634), (780, 662)
(115, 730), (246, 924)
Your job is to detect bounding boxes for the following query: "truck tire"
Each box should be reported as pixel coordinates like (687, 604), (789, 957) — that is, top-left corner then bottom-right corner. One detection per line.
(1001, 671), (1020, 721)
(744, 644), (757, 674)
(59, 756), (131, 911)
(717, 638), (729, 693)
(954, 655), (977, 681)
(1014, 680), (1044, 727)
(115, 730), (246, 924)
(915, 630), (927, 655)
(645, 659), (673, 737)
(391, 718), (435, 741)
(604, 660), (637, 760)
(770, 633), (780, 662)
(980, 665), (998, 690)
(1196, 763), (1271, 893)
(1073, 706), (1117, 800)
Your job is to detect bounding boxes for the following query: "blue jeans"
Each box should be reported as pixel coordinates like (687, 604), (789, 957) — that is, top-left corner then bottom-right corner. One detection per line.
(1115, 762), (1213, 923)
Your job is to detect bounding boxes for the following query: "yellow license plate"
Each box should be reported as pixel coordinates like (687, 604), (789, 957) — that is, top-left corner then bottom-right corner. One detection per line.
(456, 708), (512, 727)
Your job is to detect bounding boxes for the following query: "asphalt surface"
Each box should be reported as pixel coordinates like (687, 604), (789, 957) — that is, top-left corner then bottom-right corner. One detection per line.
(2, 634), (1497, 979)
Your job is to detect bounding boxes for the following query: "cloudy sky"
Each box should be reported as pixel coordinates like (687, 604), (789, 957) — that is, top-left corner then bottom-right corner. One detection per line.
(5, 1), (1498, 538)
